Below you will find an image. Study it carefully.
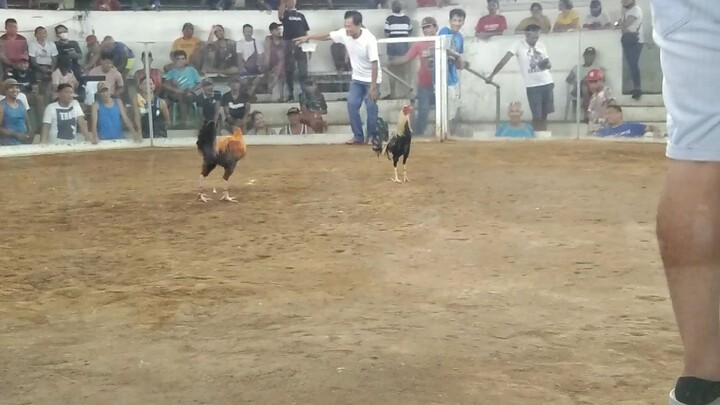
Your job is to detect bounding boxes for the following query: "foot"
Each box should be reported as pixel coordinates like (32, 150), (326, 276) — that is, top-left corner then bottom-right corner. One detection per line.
(391, 176), (402, 183)
(198, 193), (212, 203)
(670, 377), (720, 405)
(403, 175), (410, 183)
(220, 191), (238, 203)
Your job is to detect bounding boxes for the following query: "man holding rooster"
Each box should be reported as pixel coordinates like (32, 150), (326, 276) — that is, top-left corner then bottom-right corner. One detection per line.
(294, 10), (382, 146)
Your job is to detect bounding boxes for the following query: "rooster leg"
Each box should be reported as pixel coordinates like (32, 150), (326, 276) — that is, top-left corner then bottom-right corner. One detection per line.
(198, 174), (212, 203)
(402, 162), (410, 183)
(391, 166), (402, 183)
(220, 179), (238, 203)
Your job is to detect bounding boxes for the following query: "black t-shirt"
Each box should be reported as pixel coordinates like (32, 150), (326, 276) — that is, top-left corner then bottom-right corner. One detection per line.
(221, 91), (250, 119)
(3, 68), (37, 92)
(55, 40), (82, 66)
(281, 9), (310, 41)
(195, 91), (222, 122)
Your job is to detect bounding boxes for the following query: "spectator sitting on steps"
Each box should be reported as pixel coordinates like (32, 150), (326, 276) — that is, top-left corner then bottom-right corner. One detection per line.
(163, 50), (202, 128)
(586, 68), (615, 134)
(596, 104), (659, 137)
(583, 0), (611, 30)
(475, 0), (507, 40)
(553, 0), (580, 32)
(495, 101), (534, 138)
(280, 106), (314, 135)
(515, 3), (552, 33)
(204, 25), (240, 76)
(245, 110), (276, 135)
(167, 23), (203, 73)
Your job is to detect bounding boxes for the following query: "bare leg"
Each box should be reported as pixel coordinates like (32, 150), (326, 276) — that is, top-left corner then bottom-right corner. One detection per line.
(220, 179), (238, 203)
(659, 161), (720, 381)
(198, 174), (212, 202)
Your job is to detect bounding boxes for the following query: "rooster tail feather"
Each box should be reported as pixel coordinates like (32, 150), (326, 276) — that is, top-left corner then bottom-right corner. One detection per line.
(197, 121), (217, 159)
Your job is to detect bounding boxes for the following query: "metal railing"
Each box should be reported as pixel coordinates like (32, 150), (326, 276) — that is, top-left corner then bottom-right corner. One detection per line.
(465, 67), (501, 128)
(381, 67), (415, 95)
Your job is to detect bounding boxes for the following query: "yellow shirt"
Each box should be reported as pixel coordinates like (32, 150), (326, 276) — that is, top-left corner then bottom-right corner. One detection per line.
(172, 37), (201, 59)
(555, 9), (580, 29)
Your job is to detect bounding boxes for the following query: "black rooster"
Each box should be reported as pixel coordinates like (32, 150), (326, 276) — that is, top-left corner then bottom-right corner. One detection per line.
(376, 105), (413, 183)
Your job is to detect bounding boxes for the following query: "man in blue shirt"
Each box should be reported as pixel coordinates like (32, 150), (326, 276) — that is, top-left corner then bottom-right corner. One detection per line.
(595, 104), (658, 137)
(438, 8), (467, 133)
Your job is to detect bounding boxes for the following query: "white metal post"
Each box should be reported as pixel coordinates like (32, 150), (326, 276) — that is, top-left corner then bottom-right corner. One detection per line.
(439, 35), (449, 141)
(434, 37), (442, 142)
(575, 30), (582, 140)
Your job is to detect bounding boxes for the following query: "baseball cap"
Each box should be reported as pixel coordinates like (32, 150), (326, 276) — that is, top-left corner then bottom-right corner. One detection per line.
(97, 81), (109, 91)
(287, 106), (300, 115)
(421, 16), (437, 27)
(86, 34), (97, 43)
(269, 22), (282, 31)
(182, 22), (194, 30)
(2, 78), (20, 89)
(583, 46), (597, 55)
(586, 68), (604, 81)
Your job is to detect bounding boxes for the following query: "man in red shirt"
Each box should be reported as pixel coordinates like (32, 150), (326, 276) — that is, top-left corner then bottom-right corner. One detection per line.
(475, 0), (507, 39)
(390, 16), (438, 137)
(0, 19), (29, 76)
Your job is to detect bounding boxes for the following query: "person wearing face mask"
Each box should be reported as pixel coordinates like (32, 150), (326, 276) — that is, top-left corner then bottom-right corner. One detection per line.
(583, 0), (611, 30)
(53, 24), (83, 82)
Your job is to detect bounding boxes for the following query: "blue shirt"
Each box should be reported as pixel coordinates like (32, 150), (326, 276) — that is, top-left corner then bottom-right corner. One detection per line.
(495, 123), (534, 138)
(438, 27), (464, 86)
(97, 99), (124, 140)
(0, 99), (27, 145)
(596, 122), (646, 138)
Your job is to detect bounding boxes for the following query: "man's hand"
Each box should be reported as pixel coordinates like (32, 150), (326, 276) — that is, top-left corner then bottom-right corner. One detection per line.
(369, 85), (378, 102)
(293, 36), (310, 45)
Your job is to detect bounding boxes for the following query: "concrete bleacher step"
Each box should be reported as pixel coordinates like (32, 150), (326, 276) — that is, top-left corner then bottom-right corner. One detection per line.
(620, 105), (667, 123)
(616, 94), (665, 107)
(249, 99), (411, 126)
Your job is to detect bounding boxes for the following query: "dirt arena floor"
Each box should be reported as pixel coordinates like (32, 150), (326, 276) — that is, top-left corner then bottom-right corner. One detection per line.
(0, 140), (680, 404)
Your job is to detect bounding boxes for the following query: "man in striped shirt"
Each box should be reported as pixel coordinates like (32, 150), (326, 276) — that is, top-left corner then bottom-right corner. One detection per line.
(384, 0), (412, 99)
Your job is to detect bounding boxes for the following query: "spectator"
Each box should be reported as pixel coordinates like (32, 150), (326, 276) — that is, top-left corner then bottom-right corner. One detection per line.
(246, 110), (275, 135)
(439, 9), (467, 131)
(54, 25), (83, 82)
(204, 25), (239, 76)
(222, 77), (251, 131)
(553, 0), (580, 32)
(237, 24), (265, 96)
(163, 50), (202, 127)
(389, 16), (439, 137)
(618, 0), (643, 100)
(367, 0), (388, 8)
(294, 10), (381, 145)
(258, 0), (281, 12)
(88, 55), (124, 99)
(475, 0), (507, 39)
(168, 23), (202, 72)
(100, 36), (134, 79)
(279, 0), (310, 101)
(495, 102), (534, 138)
(133, 52), (162, 94)
(3, 57), (37, 93)
(195, 78), (221, 125)
(135, 77), (169, 138)
(28, 26), (58, 91)
(586, 68), (615, 133)
(41, 83), (94, 144)
(264, 23), (286, 102)
(51, 55), (79, 101)
(488, 24), (554, 131)
(583, 0), (611, 30)
(90, 81), (138, 141)
(280, 106), (313, 134)
(96, 0), (121, 10)
(84, 35), (102, 72)
(596, 104), (657, 137)
(0, 79), (31, 145)
(0, 78), (30, 116)
(515, 3), (552, 33)
(299, 79), (327, 133)
(566, 47), (602, 121)
(1, 19), (29, 74)
(384, 0), (412, 100)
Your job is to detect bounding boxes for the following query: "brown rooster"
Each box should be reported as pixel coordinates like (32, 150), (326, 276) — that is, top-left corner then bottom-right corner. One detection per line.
(196, 121), (247, 203)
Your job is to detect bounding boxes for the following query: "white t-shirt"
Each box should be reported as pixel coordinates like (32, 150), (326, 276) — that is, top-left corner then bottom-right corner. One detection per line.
(329, 28), (382, 84)
(509, 39), (554, 88)
(236, 39), (265, 62)
(28, 41), (58, 66)
(0, 93), (30, 111)
(584, 13), (610, 28)
(622, 5), (644, 43)
(42, 100), (85, 143)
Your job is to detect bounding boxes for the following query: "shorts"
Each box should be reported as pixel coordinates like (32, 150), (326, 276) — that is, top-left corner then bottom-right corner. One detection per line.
(526, 83), (555, 120)
(653, 0), (720, 161)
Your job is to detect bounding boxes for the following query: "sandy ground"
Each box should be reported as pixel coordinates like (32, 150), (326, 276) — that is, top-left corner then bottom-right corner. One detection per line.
(0, 141), (680, 405)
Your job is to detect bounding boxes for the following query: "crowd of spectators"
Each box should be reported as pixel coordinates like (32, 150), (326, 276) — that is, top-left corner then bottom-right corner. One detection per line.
(0, 0), (655, 146)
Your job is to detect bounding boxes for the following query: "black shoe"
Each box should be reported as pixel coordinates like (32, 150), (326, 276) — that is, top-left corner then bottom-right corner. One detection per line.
(631, 89), (642, 100)
(672, 377), (720, 405)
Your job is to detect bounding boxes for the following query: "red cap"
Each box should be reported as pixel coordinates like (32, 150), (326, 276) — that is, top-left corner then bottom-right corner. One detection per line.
(586, 68), (604, 81)
(86, 34), (97, 43)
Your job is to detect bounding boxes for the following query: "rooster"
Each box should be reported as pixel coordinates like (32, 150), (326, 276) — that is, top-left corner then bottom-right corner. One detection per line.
(378, 105), (413, 183)
(196, 121), (247, 203)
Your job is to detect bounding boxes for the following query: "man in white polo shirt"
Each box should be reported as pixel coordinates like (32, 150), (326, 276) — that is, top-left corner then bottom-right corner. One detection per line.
(295, 10), (382, 145)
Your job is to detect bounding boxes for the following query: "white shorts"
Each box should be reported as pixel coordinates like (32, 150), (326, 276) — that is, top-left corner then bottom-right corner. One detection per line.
(653, 0), (720, 161)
